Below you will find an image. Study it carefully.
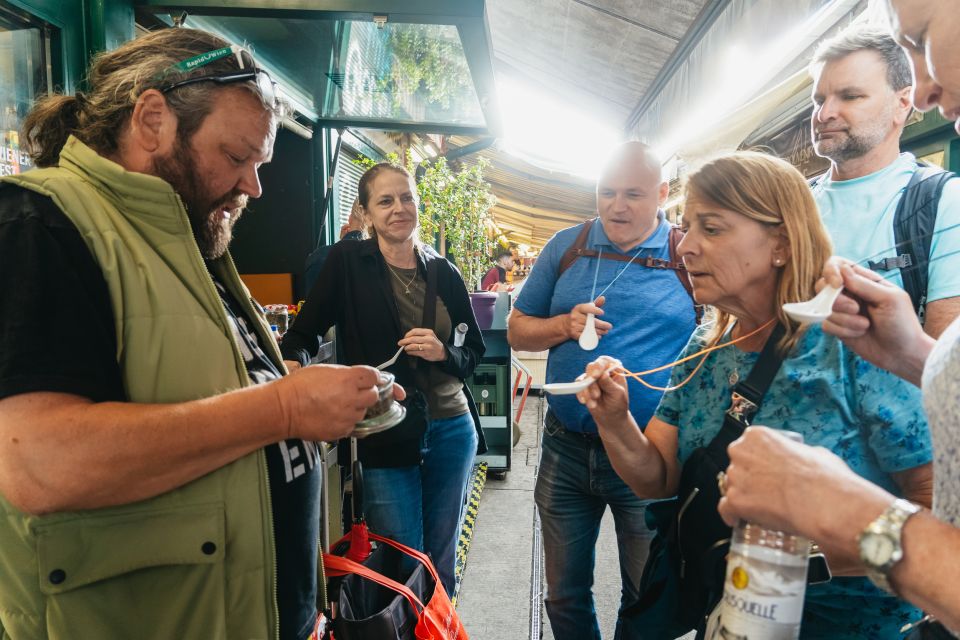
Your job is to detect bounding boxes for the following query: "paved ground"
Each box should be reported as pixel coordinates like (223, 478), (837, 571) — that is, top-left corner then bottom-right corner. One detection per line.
(458, 394), (627, 640)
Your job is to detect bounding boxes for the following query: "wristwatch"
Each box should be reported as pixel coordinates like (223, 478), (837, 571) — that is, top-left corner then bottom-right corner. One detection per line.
(857, 498), (922, 594)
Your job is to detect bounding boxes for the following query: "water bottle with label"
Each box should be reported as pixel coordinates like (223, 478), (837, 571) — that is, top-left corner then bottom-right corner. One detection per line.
(707, 431), (809, 640)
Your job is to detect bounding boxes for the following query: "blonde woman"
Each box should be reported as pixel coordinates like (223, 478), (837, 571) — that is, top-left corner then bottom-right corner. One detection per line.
(578, 152), (932, 638)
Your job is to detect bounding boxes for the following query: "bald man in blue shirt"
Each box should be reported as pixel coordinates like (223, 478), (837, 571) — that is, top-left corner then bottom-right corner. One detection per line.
(509, 142), (697, 640)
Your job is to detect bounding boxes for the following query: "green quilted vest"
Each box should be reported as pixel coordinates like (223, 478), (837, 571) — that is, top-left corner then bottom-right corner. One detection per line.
(0, 137), (283, 639)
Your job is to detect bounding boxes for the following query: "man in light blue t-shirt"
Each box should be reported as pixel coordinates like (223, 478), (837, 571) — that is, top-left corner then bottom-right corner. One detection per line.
(809, 25), (960, 337)
(508, 142), (697, 640)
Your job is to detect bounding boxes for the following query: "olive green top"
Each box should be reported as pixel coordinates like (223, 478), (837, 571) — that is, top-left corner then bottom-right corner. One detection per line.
(0, 136), (279, 639)
(387, 264), (469, 419)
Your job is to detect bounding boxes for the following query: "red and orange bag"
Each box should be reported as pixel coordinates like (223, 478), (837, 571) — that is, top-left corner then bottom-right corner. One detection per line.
(319, 532), (467, 640)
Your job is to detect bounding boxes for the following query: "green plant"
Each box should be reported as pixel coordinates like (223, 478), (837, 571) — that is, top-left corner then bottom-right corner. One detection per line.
(353, 152), (497, 289)
(370, 25), (472, 117)
(388, 26), (470, 110)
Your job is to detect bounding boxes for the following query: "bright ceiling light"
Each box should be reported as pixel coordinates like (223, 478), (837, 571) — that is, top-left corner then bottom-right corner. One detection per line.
(496, 75), (621, 179)
(655, 0), (859, 160)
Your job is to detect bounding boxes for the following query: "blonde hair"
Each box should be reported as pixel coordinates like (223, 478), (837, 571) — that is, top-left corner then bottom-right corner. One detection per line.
(23, 28), (287, 167)
(685, 151), (832, 354)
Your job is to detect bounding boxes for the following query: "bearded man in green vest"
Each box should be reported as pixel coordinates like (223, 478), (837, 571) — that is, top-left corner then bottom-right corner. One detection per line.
(0, 27), (401, 640)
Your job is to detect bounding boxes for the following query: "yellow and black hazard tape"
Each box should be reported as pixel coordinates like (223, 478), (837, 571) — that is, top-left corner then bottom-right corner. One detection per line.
(451, 461), (488, 606)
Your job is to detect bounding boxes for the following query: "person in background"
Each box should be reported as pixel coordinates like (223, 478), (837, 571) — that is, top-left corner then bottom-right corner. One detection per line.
(508, 141), (697, 640)
(718, 1), (960, 632)
(281, 163), (485, 599)
(302, 197), (365, 297)
(808, 25), (960, 337)
(579, 151), (932, 638)
(481, 246), (515, 291)
(0, 28), (391, 640)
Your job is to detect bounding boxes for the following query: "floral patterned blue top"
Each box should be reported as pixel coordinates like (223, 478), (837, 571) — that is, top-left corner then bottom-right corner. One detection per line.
(655, 322), (932, 639)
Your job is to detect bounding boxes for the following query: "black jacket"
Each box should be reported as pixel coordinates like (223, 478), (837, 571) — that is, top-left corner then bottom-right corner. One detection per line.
(282, 238), (487, 467)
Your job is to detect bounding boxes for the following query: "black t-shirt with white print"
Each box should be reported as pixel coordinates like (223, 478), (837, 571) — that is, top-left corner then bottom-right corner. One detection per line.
(208, 266), (321, 640)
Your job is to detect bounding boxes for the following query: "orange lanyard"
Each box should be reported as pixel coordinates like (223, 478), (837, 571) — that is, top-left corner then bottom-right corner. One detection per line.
(617, 318), (777, 392)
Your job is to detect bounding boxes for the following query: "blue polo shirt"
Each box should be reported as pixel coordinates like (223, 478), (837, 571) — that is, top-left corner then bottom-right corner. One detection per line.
(514, 215), (697, 433)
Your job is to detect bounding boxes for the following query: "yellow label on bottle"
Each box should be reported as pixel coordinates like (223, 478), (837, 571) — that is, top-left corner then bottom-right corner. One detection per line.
(731, 566), (749, 590)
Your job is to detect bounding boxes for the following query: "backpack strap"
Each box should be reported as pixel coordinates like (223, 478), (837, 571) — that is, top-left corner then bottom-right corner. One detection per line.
(871, 163), (955, 323)
(557, 217), (596, 277)
(558, 217), (702, 321)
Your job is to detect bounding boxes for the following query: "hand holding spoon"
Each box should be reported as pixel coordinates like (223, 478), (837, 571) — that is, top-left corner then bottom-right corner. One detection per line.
(376, 346), (404, 370)
(544, 376), (597, 395)
(782, 284), (844, 324)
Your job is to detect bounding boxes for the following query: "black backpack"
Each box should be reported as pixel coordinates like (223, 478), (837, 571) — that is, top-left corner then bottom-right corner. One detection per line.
(814, 163), (956, 324)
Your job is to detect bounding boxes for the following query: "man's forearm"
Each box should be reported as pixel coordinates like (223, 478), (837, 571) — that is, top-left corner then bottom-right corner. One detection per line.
(892, 513), (960, 631)
(923, 297), (960, 339)
(507, 313), (568, 352)
(812, 479), (960, 628)
(895, 330), (936, 387)
(822, 491), (960, 629)
(0, 385), (287, 515)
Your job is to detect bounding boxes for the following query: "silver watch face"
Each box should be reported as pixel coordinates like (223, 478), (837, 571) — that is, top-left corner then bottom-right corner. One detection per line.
(861, 531), (896, 566)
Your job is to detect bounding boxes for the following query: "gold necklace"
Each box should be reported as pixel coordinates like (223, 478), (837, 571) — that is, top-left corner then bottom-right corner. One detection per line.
(386, 263), (418, 294)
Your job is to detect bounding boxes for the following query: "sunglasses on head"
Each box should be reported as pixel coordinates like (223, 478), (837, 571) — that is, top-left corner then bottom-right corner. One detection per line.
(158, 44), (278, 108)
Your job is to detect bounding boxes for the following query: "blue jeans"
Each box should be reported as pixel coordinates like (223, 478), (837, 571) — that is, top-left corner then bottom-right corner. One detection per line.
(362, 412), (478, 599)
(535, 415), (653, 640)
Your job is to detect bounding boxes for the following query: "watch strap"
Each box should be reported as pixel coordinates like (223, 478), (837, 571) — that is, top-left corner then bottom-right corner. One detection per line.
(860, 498), (922, 594)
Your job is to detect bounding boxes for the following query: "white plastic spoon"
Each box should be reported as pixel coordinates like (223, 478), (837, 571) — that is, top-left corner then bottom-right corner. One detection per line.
(543, 377), (597, 395)
(376, 346), (404, 370)
(579, 313), (599, 350)
(782, 284), (844, 324)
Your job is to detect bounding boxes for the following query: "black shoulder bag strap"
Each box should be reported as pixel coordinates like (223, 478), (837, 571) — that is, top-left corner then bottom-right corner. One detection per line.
(419, 257), (440, 373)
(715, 322), (787, 447)
(623, 323), (786, 620)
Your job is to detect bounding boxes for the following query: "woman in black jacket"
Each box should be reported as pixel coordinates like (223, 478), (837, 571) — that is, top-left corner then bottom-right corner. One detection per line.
(281, 163), (485, 598)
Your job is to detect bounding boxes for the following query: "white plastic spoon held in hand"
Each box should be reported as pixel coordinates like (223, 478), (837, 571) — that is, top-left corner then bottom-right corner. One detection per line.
(543, 377), (597, 395)
(579, 313), (599, 350)
(782, 284), (844, 324)
(376, 346), (404, 370)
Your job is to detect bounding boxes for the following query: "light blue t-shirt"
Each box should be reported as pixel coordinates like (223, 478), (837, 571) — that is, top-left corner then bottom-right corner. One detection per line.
(814, 152), (960, 303)
(655, 323), (932, 639)
(514, 216), (697, 433)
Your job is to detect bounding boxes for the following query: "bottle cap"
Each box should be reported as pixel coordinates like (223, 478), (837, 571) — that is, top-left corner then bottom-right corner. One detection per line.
(454, 322), (468, 347)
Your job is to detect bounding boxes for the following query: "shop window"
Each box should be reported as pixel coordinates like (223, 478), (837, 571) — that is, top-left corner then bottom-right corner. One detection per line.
(0, 6), (49, 176)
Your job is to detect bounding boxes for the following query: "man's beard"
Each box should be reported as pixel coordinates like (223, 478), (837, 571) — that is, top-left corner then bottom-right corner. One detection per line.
(153, 138), (247, 259)
(813, 129), (880, 163)
(812, 105), (896, 164)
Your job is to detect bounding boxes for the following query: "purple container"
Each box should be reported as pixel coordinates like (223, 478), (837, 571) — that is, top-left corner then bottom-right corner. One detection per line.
(469, 291), (498, 329)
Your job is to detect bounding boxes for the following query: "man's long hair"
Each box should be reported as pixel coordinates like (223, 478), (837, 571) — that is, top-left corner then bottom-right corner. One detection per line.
(23, 28), (285, 168)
